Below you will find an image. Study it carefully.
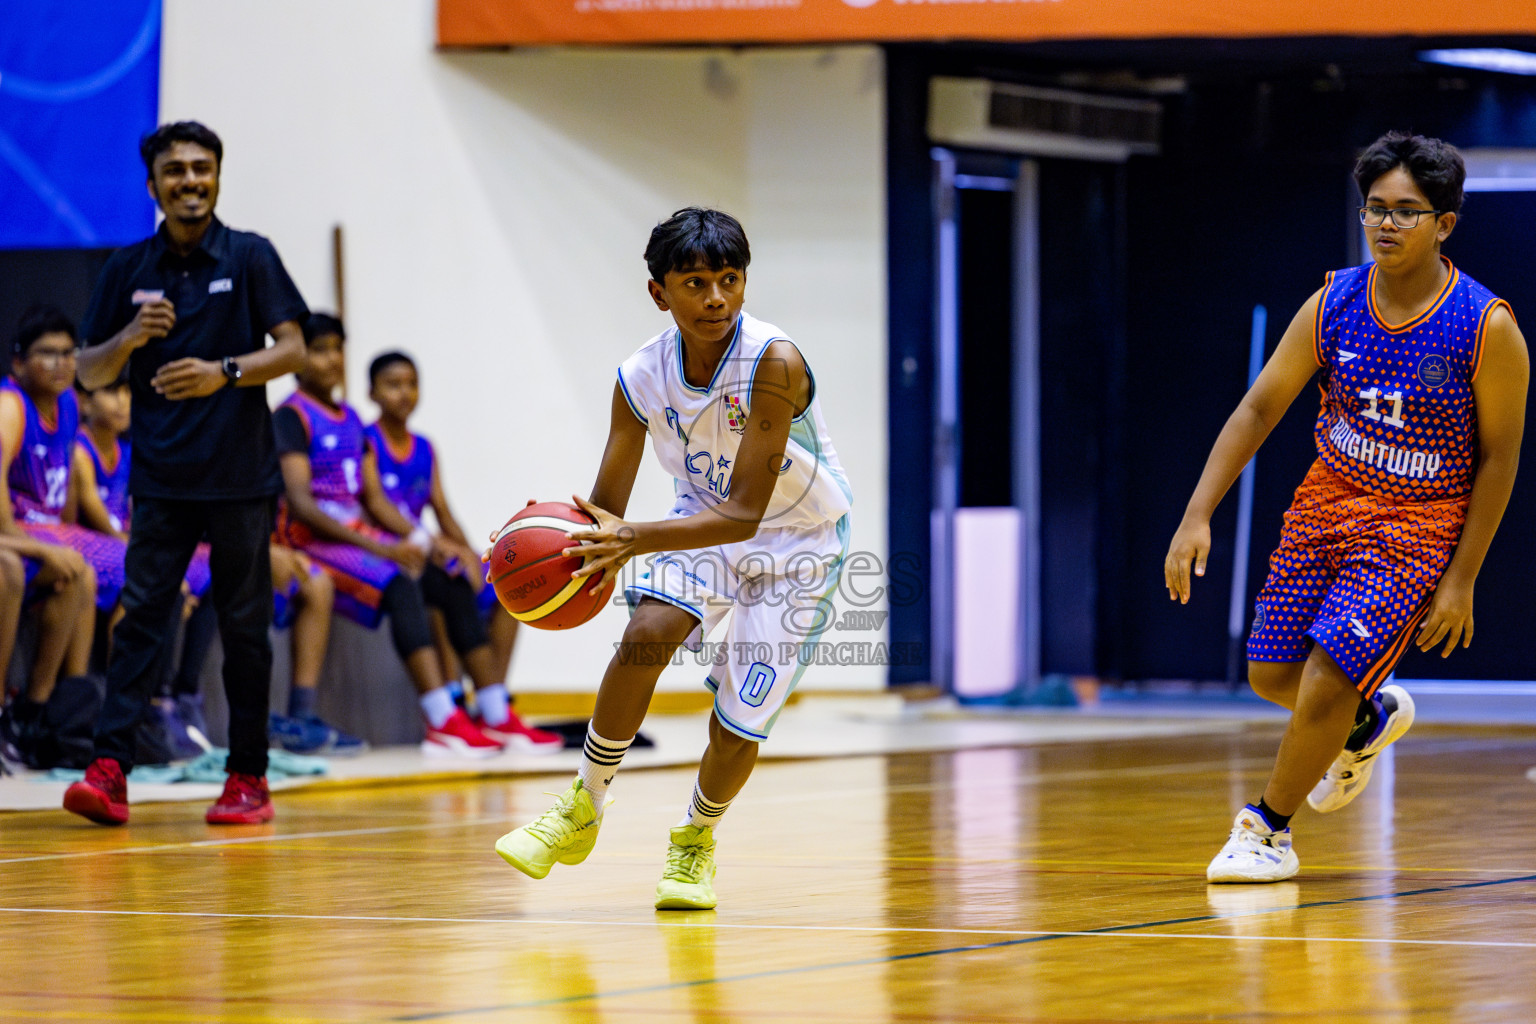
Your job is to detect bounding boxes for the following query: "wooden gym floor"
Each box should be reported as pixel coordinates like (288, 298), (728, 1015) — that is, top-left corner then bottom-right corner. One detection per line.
(2, 723), (1535, 1023)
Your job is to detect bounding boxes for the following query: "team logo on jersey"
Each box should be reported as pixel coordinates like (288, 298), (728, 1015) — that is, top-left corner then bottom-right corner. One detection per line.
(1339, 350), (1359, 363)
(664, 407), (688, 443)
(724, 394), (747, 434)
(1252, 601), (1265, 633)
(1417, 354), (1449, 389)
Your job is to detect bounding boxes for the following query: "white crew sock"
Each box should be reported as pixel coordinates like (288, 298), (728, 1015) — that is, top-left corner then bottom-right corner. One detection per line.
(477, 683), (512, 727)
(679, 780), (730, 829)
(577, 724), (632, 817)
(419, 686), (456, 729)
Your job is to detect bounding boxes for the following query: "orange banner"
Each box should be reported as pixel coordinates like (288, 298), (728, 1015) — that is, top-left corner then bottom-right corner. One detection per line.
(439, 0), (1536, 47)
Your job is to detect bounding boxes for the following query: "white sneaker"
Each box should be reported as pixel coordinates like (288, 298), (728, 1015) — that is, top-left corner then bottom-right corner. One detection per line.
(1207, 805), (1300, 883)
(1308, 684), (1414, 813)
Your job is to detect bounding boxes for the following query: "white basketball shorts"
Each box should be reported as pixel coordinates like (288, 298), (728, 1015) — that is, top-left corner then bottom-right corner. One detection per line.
(623, 498), (851, 742)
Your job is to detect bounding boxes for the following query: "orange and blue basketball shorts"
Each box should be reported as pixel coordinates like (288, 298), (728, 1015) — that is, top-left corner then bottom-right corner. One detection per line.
(275, 513), (401, 630)
(1247, 459), (1467, 697)
(20, 521), (125, 611)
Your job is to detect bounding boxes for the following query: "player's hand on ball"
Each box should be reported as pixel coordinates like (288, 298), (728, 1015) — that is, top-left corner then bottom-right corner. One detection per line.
(483, 500), (540, 565)
(1164, 517), (1211, 605)
(565, 494), (634, 594)
(152, 357), (226, 400)
(1416, 577), (1473, 658)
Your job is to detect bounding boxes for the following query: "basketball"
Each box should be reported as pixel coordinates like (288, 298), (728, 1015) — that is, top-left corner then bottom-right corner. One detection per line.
(486, 501), (613, 630)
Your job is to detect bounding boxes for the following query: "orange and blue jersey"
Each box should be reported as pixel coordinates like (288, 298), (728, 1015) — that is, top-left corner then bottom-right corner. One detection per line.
(1250, 259), (1510, 696)
(3, 381), (124, 609)
(1311, 257), (1506, 502)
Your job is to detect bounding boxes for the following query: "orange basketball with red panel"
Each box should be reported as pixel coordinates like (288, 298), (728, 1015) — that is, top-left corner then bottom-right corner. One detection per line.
(486, 501), (613, 630)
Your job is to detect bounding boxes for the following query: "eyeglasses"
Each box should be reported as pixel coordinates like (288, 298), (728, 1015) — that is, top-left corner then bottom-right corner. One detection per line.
(1359, 206), (1443, 229)
(29, 348), (77, 367)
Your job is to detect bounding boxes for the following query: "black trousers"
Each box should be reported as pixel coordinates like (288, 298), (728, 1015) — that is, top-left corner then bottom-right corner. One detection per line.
(94, 497), (274, 776)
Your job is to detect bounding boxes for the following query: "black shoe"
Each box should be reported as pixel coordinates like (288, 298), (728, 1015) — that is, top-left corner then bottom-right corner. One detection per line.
(0, 699), (44, 768)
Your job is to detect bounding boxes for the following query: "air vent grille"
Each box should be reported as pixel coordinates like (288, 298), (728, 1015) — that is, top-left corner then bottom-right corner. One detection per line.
(928, 77), (1162, 162)
(987, 88), (1160, 147)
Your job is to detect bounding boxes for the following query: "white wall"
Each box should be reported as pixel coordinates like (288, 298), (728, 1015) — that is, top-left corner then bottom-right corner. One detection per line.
(160, 1), (887, 690)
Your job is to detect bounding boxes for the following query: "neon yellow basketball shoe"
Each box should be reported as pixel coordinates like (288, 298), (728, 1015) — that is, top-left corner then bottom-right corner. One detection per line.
(495, 779), (607, 879)
(654, 824), (718, 910)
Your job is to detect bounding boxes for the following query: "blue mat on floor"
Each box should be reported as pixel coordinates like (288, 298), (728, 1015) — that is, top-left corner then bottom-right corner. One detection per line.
(46, 748), (329, 784)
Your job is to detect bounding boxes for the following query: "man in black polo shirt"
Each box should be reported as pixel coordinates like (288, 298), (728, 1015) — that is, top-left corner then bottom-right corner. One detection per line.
(64, 121), (307, 826)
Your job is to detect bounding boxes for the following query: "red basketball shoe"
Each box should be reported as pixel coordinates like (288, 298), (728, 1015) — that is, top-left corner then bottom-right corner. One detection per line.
(206, 773), (275, 824)
(63, 758), (129, 825)
(476, 710), (563, 754)
(422, 707), (504, 759)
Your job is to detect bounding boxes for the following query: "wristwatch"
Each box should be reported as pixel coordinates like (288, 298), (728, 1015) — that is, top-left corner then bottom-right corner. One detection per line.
(221, 356), (242, 386)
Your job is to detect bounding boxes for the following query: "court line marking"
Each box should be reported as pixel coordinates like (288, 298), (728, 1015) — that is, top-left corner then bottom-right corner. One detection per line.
(6, 870), (1536, 944)
(0, 817), (517, 865)
(2, 904), (1535, 950)
(5, 752), (1532, 876)
(0, 756), (1271, 866)
(3, 875), (1532, 1020)
(376, 871), (1536, 1020)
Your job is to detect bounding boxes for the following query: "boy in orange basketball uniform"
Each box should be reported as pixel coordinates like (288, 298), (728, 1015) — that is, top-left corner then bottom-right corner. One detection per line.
(1166, 132), (1527, 882)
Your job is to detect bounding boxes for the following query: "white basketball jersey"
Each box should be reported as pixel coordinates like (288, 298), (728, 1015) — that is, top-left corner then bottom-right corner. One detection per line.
(616, 312), (852, 532)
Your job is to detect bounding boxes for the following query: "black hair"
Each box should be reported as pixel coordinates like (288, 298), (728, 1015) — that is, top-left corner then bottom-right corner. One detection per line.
(12, 304), (76, 360)
(643, 207), (751, 284)
(140, 121), (224, 175)
(1354, 131), (1466, 215)
(302, 312), (346, 346)
(368, 350), (417, 386)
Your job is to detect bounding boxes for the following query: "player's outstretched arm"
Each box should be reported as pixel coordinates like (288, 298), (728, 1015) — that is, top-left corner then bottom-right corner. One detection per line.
(588, 380), (649, 520)
(1415, 306), (1529, 657)
(546, 382), (651, 592)
(1164, 289), (1325, 604)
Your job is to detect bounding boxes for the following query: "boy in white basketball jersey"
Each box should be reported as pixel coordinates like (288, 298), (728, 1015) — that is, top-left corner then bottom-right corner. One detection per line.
(495, 208), (852, 909)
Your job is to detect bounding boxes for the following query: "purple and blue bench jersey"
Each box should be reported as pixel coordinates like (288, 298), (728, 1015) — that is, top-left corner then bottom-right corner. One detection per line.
(4, 382), (124, 609)
(280, 391), (368, 523)
(77, 431), (132, 533)
(365, 423), (435, 527)
(3, 379), (78, 525)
